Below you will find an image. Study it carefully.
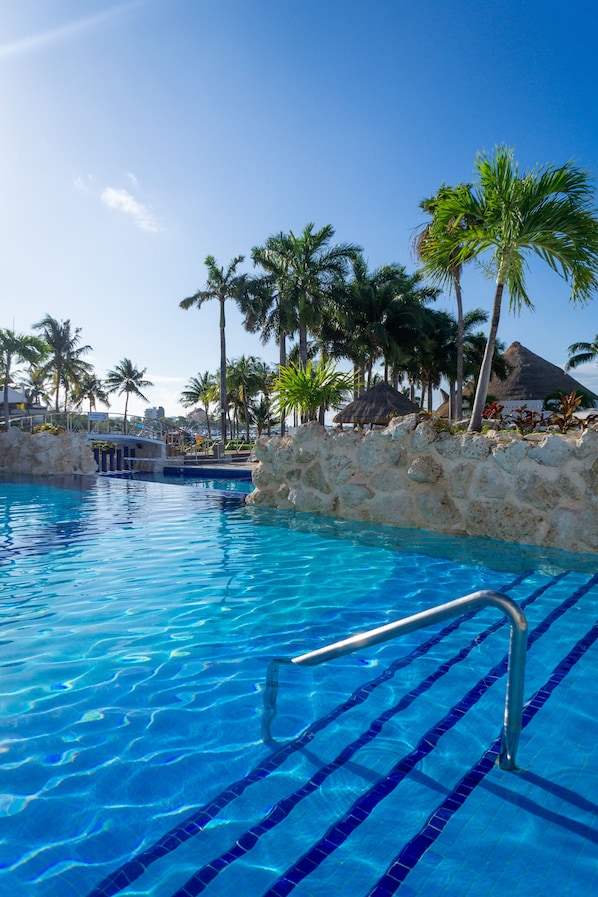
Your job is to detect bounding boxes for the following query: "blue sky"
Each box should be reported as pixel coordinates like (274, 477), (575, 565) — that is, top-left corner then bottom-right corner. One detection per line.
(2, 0), (598, 416)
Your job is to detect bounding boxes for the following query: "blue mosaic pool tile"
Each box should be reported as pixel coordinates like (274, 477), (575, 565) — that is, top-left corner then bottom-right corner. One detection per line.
(364, 611), (598, 895)
(86, 571), (578, 897)
(256, 581), (598, 896)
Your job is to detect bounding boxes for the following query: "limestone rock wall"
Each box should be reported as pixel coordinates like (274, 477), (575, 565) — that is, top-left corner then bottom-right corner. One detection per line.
(0, 429), (97, 476)
(247, 417), (598, 553)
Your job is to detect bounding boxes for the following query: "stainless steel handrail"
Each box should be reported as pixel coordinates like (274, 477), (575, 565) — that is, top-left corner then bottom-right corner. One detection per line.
(262, 589), (528, 771)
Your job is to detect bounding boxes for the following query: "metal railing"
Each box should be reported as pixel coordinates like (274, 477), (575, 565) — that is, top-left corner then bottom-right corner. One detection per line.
(262, 589), (528, 771)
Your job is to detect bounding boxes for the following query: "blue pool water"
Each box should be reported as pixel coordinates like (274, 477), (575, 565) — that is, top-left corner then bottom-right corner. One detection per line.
(0, 474), (596, 897)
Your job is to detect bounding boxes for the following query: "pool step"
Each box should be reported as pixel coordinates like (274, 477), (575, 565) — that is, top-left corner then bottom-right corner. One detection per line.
(86, 571), (598, 897)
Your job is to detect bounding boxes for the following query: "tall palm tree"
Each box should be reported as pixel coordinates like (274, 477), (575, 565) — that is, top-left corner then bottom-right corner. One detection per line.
(565, 335), (598, 370)
(249, 237), (298, 370)
(414, 184), (473, 420)
(422, 146), (598, 432)
(33, 315), (92, 413)
(248, 235), (299, 435)
(255, 224), (359, 371)
(180, 255), (249, 444)
(105, 359), (153, 432)
(0, 329), (49, 429)
(180, 371), (218, 440)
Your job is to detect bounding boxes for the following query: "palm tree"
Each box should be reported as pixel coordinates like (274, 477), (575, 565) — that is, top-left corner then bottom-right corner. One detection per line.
(414, 184), (473, 420)
(324, 255), (436, 395)
(565, 335), (598, 370)
(253, 397), (279, 437)
(255, 224), (359, 371)
(248, 237), (299, 372)
(180, 371), (218, 440)
(33, 315), (92, 413)
(70, 374), (111, 415)
(248, 235), (301, 435)
(180, 255), (249, 444)
(406, 309), (457, 411)
(440, 308), (489, 417)
(227, 355), (262, 442)
(105, 359), (153, 432)
(0, 329), (49, 429)
(17, 366), (52, 413)
(422, 146), (598, 432)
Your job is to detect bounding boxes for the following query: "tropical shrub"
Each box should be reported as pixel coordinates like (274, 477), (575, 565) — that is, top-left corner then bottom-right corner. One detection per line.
(33, 423), (65, 435)
(274, 359), (353, 422)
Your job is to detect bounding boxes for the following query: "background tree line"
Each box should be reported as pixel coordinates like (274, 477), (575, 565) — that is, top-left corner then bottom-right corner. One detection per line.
(3, 146), (598, 439)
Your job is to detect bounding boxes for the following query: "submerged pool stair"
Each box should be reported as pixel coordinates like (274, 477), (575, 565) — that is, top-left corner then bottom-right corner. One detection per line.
(88, 570), (598, 897)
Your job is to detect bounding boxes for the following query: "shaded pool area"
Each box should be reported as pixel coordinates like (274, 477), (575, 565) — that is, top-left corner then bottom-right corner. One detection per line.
(0, 474), (596, 896)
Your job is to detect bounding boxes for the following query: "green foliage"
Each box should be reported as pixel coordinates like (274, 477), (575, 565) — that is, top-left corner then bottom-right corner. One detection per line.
(274, 359), (353, 421)
(548, 391), (585, 433)
(543, 388), (595, 412)
(509, 407), (546, 434)
(566, 335), (598, 371)
(421, 146), (598, 432)
(105, 359), (153, 430)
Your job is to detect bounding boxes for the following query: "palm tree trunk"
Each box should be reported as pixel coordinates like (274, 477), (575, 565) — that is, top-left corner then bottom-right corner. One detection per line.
(244, 392), (250, 442)
(299, 326), (309, 423)
(279, 330), (287, 436)
(468, 282), (505, 432)
(454, 273), (464, 421)
(123, 392), (129, 433)
(54, 361), (62, 413)
(448, 380), (456, 421)
(219, 298), (227, 445)
(204, 402), (212, 441)
(299, 326), (308, 370)
(3, 359), (11, 430)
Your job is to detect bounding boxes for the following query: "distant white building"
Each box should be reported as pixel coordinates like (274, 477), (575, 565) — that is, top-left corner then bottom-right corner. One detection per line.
(145, 406), (165, 420)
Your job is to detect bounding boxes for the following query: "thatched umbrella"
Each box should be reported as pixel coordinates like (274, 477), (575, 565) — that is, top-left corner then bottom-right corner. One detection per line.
(333, 381), (420, 427)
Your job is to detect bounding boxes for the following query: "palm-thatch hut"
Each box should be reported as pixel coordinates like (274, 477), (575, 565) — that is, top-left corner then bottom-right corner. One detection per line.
(487, 342), (597, 407)
(333, 381), (420, 428)
(437, 342), (597, 416)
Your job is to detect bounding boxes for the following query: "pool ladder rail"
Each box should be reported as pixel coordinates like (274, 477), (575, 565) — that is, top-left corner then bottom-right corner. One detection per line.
(262, 590), (528, 771)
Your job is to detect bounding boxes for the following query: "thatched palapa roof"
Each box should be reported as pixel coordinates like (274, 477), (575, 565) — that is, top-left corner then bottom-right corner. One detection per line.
(334, 381), (420, 426)
(436, 342), (597, 416)
(486, 342), (597, 402)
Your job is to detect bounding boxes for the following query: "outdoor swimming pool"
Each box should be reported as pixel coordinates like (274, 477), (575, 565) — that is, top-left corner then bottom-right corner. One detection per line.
(0, 474), (597, 896)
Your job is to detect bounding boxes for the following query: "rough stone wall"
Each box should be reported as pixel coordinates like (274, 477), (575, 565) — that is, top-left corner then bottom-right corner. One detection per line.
(247, 417), (598, 553)
(0, 429), (97, 476)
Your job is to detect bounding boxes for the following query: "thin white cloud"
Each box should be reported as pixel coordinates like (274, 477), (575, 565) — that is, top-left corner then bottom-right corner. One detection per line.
(126, 171), (139, 188)
(147, 374), (186, 384)
(74, 174), (95, 193)
(101, 186), (159, 233)
(0, 1), (148, 61)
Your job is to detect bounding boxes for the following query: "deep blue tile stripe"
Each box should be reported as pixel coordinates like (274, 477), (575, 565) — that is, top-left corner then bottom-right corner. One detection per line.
(254, 572), (598, 897)
(368, 577), (598, 896)
(163, 574), (558, 897)
(84, 570), (541, 897)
